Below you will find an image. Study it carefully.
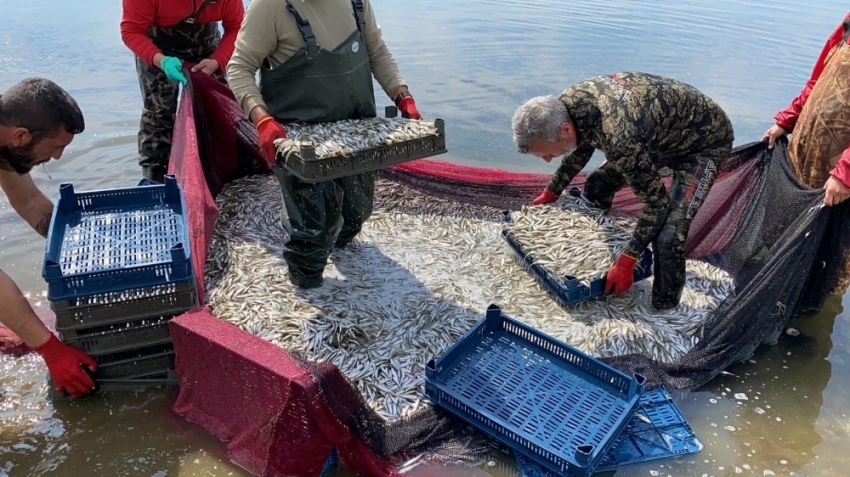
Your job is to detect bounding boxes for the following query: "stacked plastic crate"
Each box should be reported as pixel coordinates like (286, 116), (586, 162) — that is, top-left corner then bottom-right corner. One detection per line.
(41, 175), (197, 392)
(424, 304), (703, 477)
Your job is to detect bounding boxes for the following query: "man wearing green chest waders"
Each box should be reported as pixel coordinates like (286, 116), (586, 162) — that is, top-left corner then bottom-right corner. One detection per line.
(227, 0), (423, 289)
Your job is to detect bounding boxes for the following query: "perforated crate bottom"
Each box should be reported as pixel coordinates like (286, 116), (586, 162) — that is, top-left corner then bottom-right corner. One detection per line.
(515, 387), (703, 476)
(425, 305), (644, 477)
(43, 177), (193, 302)
(57, 205), (182, 275)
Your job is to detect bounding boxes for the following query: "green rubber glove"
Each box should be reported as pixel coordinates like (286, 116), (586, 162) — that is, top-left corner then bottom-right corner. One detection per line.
(160, 56), (187, 85)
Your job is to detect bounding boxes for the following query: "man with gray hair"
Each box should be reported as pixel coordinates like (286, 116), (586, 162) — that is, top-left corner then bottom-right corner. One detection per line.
(513, 72), (734, 310)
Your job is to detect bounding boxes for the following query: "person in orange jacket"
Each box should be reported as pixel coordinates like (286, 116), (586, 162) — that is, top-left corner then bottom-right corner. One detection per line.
(763, 12), (850, 207)
(0, 78), (98, 398)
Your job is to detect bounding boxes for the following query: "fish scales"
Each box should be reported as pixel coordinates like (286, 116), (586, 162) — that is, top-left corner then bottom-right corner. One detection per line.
(205, 174), (734, 421)
(274, 117), (438, 160)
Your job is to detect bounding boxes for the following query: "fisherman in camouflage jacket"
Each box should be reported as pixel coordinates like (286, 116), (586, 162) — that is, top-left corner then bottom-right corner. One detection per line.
(512, 72), (734, 310)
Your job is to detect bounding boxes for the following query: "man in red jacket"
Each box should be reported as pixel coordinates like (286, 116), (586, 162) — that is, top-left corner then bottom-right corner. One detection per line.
(120, 0), (244, 182)
(763, 12), (850, 207)
(763, 12), (850, 293)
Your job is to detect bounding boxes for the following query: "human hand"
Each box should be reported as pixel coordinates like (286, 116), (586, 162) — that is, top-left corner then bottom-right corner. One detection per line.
(396, 94), (422, 120)
(160, 56), (188, 85)
(604, 253), (637, 295)
(823, 175), (850, 206)
(256, 114), (287, 167)
(34, 334), (98, 398)
(531, 189), (559, 205)
(761, 124), (788, 149)
(191, 59), (219, 75)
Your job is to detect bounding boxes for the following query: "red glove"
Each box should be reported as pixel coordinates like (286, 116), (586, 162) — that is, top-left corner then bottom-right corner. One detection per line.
(34, 334), (98, 398)
(604, 253), (637, 295)
(532, 189), (559, 205)
(255, 114), (287, 167)
(397, 94), (422, 120)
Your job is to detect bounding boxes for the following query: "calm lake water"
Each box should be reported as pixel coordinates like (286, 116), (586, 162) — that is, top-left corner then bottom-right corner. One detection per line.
(2, 0), (850, 476)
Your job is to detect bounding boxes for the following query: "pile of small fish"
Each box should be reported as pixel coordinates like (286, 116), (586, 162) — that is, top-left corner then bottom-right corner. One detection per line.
(205, 175), (734, 421)
(274, 117), (438, 159)
(505, 197), (633, 284)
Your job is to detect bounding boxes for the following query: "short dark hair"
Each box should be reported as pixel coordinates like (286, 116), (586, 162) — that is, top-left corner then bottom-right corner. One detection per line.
(0, 77), (85, 141)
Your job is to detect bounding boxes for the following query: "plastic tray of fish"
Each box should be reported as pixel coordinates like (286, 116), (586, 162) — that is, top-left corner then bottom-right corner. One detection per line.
(514, 386), (703, 475)
(41, 175), (193, 301)
(424, 304), (646, 477)
(500, 199), (653, 307)
(274, 111), (447, 183)
(51, 279), (197, 334)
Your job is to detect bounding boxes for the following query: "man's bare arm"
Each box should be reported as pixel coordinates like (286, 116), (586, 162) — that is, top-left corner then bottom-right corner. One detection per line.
(0, 269), (51, 347)
(0, 169), (54, 238)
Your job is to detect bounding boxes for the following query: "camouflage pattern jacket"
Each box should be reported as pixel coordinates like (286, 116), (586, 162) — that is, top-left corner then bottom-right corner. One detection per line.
(546, 71), (734, 257)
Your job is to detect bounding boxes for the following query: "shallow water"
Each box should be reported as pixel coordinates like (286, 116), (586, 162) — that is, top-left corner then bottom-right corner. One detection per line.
(2, 0), (849, 475)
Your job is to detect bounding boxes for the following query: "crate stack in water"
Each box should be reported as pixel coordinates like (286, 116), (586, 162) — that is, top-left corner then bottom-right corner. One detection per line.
(41, 175), (197, 392)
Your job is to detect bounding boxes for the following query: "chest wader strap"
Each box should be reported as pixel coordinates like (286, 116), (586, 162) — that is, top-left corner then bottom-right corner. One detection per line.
(286, 1), (319, 58)
(351, 0), (366, 31)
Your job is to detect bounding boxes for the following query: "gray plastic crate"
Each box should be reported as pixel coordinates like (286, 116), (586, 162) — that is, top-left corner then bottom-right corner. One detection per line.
(94, 342), (175, 380)
(51, 280), (197, 332)
(278, 112), (447, 183)
(59, 316), (173, 355)
(97, 368), (178, 391)
(47, 368), (177, 398)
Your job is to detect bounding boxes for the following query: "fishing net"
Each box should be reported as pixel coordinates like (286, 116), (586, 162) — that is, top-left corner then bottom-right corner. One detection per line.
(164, 70), (850, 476)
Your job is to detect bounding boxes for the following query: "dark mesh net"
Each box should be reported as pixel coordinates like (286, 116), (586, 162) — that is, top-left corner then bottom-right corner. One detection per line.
(602, 140), (850, 388)
(164, 70), (850, 476)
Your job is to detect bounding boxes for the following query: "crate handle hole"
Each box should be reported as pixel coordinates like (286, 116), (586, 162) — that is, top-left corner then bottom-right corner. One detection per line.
(575, 445), (594, 464)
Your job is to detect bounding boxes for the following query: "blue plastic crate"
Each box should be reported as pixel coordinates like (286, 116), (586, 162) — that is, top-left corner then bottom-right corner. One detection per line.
(42, 175), (193, 301)
(515, 453), (557, 477)
(424, 304), (646, 477)
(320, 448), (338, 476)
(500, 207), (653, 307)
(514, 386), (703, 476)
(596, 386), (703, 470)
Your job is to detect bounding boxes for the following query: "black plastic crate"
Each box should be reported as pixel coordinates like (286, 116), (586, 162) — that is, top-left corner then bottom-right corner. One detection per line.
(97, 368), (178, 391)
(51, 280), (197, 332)
(277, 113), (447, 183)
(59, 316), (173, 355)
(94, 342), (175, 380)
(47, 368), (177, 398)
